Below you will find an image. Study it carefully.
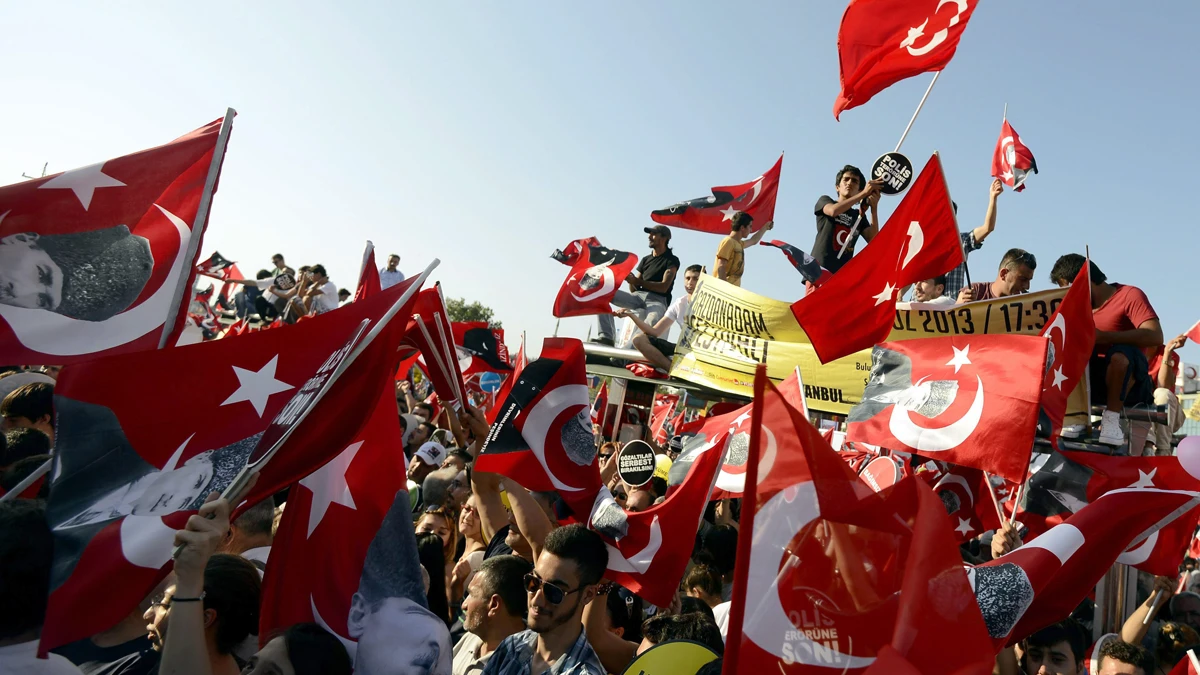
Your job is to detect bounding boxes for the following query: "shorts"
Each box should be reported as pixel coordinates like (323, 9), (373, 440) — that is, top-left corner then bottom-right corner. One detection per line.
(1089, 344), (1154, 409)
(646, 335), (676, 358)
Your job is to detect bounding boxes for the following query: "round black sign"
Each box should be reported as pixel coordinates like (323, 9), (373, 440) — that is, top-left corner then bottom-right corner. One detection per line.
(273, 272), (297, 291)
(870, 152), (914, 195)
(617, 440), (657, 488)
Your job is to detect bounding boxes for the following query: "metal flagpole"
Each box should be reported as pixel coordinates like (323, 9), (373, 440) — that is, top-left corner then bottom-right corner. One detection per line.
(159, 108), (237, 348)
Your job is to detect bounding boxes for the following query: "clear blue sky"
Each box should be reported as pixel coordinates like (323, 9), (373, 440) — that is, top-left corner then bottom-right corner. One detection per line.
(5, 2), (1198, 364)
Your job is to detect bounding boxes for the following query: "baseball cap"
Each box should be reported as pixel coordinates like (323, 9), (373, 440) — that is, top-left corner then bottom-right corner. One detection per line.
(414, 441), (447, 467)
(643, 225), (672, 239)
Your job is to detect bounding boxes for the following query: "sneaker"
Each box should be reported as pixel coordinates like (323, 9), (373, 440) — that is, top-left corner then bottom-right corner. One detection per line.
(1098, 410), (1125, 446)
(1059, 424), (1087, 439)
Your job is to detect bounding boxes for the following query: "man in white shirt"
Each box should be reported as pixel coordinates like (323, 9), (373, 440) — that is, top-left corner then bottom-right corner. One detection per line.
(452, 555), (532, 674)
(304, 264), (339, 314)
(909, 274), (956, 306)
(614, 264), (701, 372)
(380, 254), (406, 290)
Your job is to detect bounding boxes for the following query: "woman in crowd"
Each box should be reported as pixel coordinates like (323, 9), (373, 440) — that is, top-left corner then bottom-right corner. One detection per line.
(450, 494), (488, 609)
(416, 531), (453, 627)
(416, 505), (459, 606)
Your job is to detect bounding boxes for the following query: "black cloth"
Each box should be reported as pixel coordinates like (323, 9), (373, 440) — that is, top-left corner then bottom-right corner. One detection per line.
(54, 636), (159, 675)
(813, 195), (864, 275)
(1089, 343), (1154, 408)
(483, 524), (514, 559)
(647, 335), (676, 358)
(636, 251), (681, 304)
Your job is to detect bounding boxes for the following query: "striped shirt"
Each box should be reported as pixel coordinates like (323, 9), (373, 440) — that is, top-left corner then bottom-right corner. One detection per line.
(480, 629), (604, 675)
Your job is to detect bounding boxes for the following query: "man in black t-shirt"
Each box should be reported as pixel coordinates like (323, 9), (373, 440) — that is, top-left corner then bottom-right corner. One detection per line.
(813, 165), (883, 275)
(595, 224), (680, 347)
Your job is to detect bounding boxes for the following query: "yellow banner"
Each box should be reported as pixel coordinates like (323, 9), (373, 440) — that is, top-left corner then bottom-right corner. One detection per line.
(672, 276), (1074, 415)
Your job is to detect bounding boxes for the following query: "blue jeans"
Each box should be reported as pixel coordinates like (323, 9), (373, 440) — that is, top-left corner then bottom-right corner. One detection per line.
(597, 290), (669, 344)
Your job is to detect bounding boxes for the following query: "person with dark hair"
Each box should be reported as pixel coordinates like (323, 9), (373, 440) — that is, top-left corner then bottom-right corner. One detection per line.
(300, 264), (337, 315)
(637, 612), (724, 656)
(219, 497), (275, 571)
(911, 274), (954, 305)
(594, 224), (680, 349)
(454, 555), (533, 674)
(2, 427), (52, 468)
(957, 247), (1036, 303)
(243, 623), (352, 675)
(337, 288), (351, 304)
(1096, 640), (1152, 675)
(482, 524), (608, 674)
(0, 500), (84, 673)
(444, 448), (474, 473)
(1050, 254), (1164, 447)
(54, 581), (166, 674)
(582, 584), (643, 675)
(617, 263), (703, 372)
(409, 440), (447, 487)
(713, 212), (773, 287)
(348, 487), (452, 674)
(380, 254), (406, 290)
(1, 454), (52, 498)
(813, 165), (883, 274)
(1019, 618), (1088, 675)
(1, 381), (55, 445)
(0, 226), (153, 321)
(418, 532), (454, 627)
(702, 525), (738, 602)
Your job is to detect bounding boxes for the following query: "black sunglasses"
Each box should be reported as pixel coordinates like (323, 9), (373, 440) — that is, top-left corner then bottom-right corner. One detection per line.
(524, 573), (583, 605)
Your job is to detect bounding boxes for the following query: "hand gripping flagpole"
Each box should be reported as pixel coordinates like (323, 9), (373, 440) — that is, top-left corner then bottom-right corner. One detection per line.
(837, 72), (942, 260)
(159, 108), (237, 349)
(173, 258), (440, 558)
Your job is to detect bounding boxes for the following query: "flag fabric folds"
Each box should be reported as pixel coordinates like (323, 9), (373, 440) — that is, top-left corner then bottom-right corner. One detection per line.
(551, 238), (639, 318)
(651, 155), (783, 236)
(991, 120), (1039, 191)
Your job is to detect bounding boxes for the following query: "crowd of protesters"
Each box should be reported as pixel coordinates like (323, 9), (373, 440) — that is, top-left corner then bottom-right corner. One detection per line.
(0, 168), (1194, 675)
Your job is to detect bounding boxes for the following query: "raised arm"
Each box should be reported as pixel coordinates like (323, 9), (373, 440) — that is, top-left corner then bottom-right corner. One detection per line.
(1159, 335), (1186, 389)
(744, 221), (775, 247)
(500, 478), (554, 562)
(1121, 575), (1174, 644)
(973, 179), (1003, 244)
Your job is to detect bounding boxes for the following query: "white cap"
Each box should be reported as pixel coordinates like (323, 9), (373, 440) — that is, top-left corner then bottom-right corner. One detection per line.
(413, 441), (447, 467)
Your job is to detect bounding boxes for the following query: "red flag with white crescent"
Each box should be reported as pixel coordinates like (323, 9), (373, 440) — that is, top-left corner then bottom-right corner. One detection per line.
(1038, 261), (1094, 444)
(991, 120), (1039, 192)
(651, 155), (783, 236)
(551, 239), (638, 318)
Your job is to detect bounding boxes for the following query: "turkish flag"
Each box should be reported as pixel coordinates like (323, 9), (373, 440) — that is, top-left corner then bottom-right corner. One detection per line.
(0, 115), (234, 364)
(1038, 262), (1094, 443)
(834, 0), (980, 119)
(354, 240), (381, 302)
(762, 240), (832, 286)
(401, 285), (467, 408)
(38, 272), (429, 655)
(650, 155), (784, 235)
(650, 394), (680, 445)
(258, 389), (407, 659)
(217, 262), (244, 311)
(991, 120), (1039, 192)
(917, 462), (1003, 544)
(590, 381), (608, 426)
(551, 239), (639, 318)
(1013, 448), (1200, 576)
(1169, 651), (1200, 675)
(195, 251), (236, 280)
(1185, 320), (1200, 345)
(453, 322), (511, 375)
(846, 334), (1048, 484)
(723, 367), (994, 675)
(486, 337), (526, 425)
(976, 487), (1200, 648)
(791, 154), (963, 364)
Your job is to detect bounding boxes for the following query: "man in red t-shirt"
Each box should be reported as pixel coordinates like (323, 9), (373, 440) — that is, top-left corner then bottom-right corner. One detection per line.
(1051, 254), (1163, 446)
(955, 248), (1037, 303)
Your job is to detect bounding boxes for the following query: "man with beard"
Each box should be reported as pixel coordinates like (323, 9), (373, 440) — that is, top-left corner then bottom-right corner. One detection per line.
(482, 525), (607, 675)
(453, 555), (533, 674)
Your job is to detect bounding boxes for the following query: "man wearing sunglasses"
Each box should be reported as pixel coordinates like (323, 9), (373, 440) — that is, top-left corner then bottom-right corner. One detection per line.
(481, 525), (608, 675)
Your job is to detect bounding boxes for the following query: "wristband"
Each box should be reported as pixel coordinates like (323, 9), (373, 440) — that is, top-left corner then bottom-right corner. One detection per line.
(171, 592), (206, 603)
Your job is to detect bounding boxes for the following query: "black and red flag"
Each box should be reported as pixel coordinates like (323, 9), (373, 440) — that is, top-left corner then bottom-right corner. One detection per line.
(762, 240), (831, 286)
(791, 154), (963, 364)
(37, 267), (432, 655)
(195, 251), (237, 280)
(354, 240), (381, 302)
(258, 388), (408, 658)
(834, 0), (979, 119)
(975, 487), (1200, 649)
(723, 367), (994, 674)
(1037, 261), (1094, 444)
(477, 338), (721, 607)
(453, 322), (511, 375)
(651, 155), (784, 236)
(487, 335), (527, 425)
(846, 334), (1048, 484)
(0, 113), (235, 364)
(551, 238), (639, 318)
(1012, 448), (1200, 576)
(991, 120), (1038, 192)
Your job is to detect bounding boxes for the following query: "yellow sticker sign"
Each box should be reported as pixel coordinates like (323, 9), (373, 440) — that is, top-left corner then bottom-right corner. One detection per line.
(619, 640), (720, 675)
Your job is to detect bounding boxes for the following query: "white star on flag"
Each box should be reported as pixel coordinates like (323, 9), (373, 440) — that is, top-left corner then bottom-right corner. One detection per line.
(1128, 468), (1157, 489)
(872, 283), (897, 306)
(955, 517), (974, 536)
(946, 345), (972, 373)
(1050, 366), (1068, 390)
(220, 355), (294, 417)
(298, 441), (362, 537)
(38, 162), (126, 210)
(720, 206), (738, 222)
